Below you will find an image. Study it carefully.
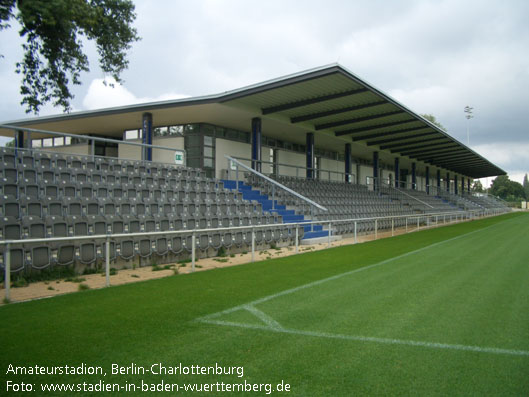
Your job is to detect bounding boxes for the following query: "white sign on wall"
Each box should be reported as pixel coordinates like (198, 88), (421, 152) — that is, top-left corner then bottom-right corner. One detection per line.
(174, 150), (185, 165)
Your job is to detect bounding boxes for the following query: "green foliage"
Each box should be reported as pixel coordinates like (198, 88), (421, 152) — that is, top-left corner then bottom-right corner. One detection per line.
(523, 174), (529, 199)
(78, 283), (90, 291)
(65, 276), (86, 283)
(490, 175), (526, 201)
(471, 180), (485, 193)
(1, 0), (140, 113)
(217, 246), (226, 257)
(421, 113), (447, 131)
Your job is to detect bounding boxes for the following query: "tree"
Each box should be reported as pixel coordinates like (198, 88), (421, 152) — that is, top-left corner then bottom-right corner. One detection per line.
(471, 180), (484, 193)
(489, 175), (525, 202)
(0, 0), (140, 114)
(523, 173), (529, 199)
(421, 114), (447, 132)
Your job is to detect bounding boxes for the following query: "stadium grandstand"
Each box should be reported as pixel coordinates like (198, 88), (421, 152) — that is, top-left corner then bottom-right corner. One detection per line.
(0, 63), (509, 289)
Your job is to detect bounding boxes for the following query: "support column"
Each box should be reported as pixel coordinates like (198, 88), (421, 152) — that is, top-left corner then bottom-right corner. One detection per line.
(373, 151), (379, 191)
(251, 118), (262, 172)
(344, 143), (352, 183)
(446, 172), (450, 193)
(394, 157), (400, 188)
(142, 112), (153, 162)
(461, 177), (465, 195)
(454, 175), (458, 195)
(411, 162), (416, 190)
(467, 179), (471, 193)
(437, 169), (441, 193)
(15, 130), (25, 148)
(306, 132), (314, 179)
(425, 166), (430, 195)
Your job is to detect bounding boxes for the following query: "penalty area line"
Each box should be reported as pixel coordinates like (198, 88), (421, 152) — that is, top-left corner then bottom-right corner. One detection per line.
(198, 318), (529, 358)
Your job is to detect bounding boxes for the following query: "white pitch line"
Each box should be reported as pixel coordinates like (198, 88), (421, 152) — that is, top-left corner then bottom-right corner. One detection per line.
(199, 318), (529, 358)
(243, 305), (284, 330)
(198, 221), (500, 323)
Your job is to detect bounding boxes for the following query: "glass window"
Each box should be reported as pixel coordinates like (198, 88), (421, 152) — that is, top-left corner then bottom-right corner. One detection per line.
(154, 126), (168, 137)
(186, 135), (201, 147)
(204, 135), (213, 146)
(226, 129), (238, 140)
(168, 125), (183, 136)
(125, 130), (139, 140)
(32, 140), (42, 148)
(186, 147), (201, 157)
(184, 124), (199, 134)
(204, 157), (213, 168)
(65, 137), (72, 145)
(215, 126), (225, 138)
(201, 124), (215, 135)
(204, 147), (213, 157)
(53, 137), (64, 146)
(43, 138), (53, 147)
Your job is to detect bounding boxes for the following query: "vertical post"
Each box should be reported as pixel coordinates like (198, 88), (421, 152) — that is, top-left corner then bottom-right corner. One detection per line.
(4, 244), (10, 302)
(306, 132), (314, 179)
(394, 157), (400, 188)
(272, 185), (275, 210)
(105, 237), (110, 287)
(354, 221), (357, 243)
(417, 217), (420, 231)
(191, 233), (196, 272)
(295, 225), (299, 254)
(373, 151), (379, 192)
(425, 166), (430, 195)
(251, 118), (262, 172)
(345, 143), (352, 183)
(375, 219), (378, 239)
(235, 165), (239, 190)
(411, 162), (416, 190)
(251, 227), (255, 262)
(437, 169), (441, 192)
(142, 112), (153, 162)
(405, 217), (408, 233)
(446, 172), (450, 193)
(454, 175), (458, 195)
(91, 139), (95, 161)
(391, 218), (394, 236)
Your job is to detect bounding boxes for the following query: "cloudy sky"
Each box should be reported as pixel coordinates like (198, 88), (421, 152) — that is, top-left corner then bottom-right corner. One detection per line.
(1, 0), (528, 184)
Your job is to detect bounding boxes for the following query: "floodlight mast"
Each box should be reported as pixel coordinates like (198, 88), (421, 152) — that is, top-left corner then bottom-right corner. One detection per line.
(464, 105), (474, 146)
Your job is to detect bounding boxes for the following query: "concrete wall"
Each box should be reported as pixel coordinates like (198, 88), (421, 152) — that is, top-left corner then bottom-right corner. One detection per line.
(118, 139), (142, 161)
(47, 144), (91, 156)
(152, 136), (184, 165)
(358, 165), (373, 186)
(215, 138), (251, 179)
(320, 158), (344, 182)
(276, 150), (305, 178)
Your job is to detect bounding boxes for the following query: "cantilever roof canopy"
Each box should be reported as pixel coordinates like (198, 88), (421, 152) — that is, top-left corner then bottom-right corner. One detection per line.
(220, 64), (505, 179)
(1, 63), (505, 178)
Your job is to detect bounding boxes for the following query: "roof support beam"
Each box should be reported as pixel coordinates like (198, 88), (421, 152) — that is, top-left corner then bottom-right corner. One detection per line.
(352, 126), (430, 142)
(380, 137), (449, 150)
(400, 145), (462, 157)
(335, 119), (418, 137)
(290, 100), (386, 123)
(315, 110), (406, 130)
(417, 151), (475, 161)
(393, 142), (457, 155)
(261, 88), (368, 115)
(366, 131), (437, 146)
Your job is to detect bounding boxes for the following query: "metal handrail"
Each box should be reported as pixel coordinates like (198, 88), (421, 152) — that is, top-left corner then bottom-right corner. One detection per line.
(231, 156), (354, 183)
(226, 155), (328, 212)
(391, 185), (434, 208)
(0, 124), (186, 159)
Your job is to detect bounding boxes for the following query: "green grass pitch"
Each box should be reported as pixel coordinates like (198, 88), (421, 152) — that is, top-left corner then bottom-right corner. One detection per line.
(1, 212), (528, 395)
